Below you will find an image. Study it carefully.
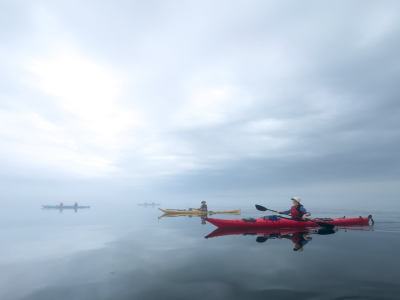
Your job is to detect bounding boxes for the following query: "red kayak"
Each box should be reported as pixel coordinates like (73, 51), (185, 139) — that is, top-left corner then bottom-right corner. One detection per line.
(205, 216), (371, 228)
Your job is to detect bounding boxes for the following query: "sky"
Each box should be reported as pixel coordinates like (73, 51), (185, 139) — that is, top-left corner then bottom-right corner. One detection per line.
(1, 0), (400, 206)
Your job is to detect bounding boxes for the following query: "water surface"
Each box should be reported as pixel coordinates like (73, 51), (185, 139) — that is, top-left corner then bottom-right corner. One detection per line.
(1, 203), (399, 300)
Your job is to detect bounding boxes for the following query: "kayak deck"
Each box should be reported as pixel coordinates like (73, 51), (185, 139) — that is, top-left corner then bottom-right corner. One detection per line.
(205, 216), (371, 228)
(158, 208), (241, 215)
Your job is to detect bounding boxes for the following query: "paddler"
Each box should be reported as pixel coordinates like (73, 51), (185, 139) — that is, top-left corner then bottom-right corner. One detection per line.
(74, 202), (78, 206)
(59, 202), (64, 206)
(197, 201), (208, 212)
(277, 197), (311, 220)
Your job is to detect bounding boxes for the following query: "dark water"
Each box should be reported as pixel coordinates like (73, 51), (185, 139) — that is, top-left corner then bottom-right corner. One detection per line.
(1, 203), (399, 300)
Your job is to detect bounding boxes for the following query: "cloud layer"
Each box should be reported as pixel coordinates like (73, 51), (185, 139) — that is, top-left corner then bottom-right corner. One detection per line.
(1, 1), (400, 202)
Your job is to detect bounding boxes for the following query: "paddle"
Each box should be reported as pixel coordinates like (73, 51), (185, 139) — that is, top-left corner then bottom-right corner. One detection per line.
(255, 205), (335, 229)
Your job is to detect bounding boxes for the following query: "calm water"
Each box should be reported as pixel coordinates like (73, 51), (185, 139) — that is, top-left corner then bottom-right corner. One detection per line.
(1, 202), (399, 300)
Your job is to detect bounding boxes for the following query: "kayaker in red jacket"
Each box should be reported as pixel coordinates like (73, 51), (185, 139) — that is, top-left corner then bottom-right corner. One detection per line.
(277, 197), (311, 220)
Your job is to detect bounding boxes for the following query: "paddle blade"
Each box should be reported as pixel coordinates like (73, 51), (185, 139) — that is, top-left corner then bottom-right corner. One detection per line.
(315, 222), (335, 229)
(255, 204), (267, 211)
(256, 236), (268, 243)
(317, 228), (337, 235)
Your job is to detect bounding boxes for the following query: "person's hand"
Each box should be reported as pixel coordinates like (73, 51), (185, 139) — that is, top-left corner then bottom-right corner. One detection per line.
(302, 215), (307, 220)
(277, 211), (281, 214)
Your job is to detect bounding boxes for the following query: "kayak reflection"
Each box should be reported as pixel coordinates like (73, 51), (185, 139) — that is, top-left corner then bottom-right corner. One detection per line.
(205, 227), (337, 252)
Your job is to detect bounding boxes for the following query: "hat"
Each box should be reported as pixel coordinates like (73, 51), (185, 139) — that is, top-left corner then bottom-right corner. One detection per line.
(291, 196), (301, 203)
(201, 201), (206, 203)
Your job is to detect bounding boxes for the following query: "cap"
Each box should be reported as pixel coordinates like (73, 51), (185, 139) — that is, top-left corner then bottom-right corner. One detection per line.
(291, 196), (301, 203)
(201, 201), (206, 203)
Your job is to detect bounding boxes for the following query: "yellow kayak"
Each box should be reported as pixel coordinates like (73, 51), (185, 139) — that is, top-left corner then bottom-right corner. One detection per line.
(158, 212), (241, 220)
(158, 208), (241, 215)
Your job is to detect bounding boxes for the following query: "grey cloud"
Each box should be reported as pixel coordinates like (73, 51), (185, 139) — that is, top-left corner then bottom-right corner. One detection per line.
(1, 1), (400, 203)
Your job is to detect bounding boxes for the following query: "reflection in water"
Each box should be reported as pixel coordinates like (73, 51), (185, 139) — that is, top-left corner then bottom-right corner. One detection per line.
(2, 205), (399, 300)
(206, 227), (338, 251)
(42, 208), (80, 213)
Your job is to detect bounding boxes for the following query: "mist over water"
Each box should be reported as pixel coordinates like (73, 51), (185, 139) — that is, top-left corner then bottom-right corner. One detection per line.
(1, 202), (399, 300)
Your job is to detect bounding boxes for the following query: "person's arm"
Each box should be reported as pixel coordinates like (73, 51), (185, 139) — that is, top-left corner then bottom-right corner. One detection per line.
(300, 240), (309, 246)
(277, 209), (291, 215)
(300, 207), (311, 220)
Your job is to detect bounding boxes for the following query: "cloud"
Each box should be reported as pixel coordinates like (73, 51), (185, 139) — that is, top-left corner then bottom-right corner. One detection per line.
(0, 1), (400, 201)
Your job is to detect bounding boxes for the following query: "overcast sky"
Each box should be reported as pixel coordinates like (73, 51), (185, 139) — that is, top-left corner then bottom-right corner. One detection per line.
(1, 1), (400, 205)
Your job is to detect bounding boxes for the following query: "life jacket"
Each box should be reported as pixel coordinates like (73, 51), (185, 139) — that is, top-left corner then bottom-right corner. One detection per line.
(290, 205), (304, 219)
(291, 232), (306, 245)
(291, 232), (302, 244)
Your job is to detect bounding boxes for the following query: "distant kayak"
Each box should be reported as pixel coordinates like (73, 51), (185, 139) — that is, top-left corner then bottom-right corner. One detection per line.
(137, 203), (161, 205)
(205, 216), (372, 228)
(159, 208), (241, 215)
(42, 205), (90, 209)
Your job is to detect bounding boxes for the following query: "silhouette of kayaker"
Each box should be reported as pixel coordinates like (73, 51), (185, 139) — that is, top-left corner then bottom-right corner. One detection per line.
(277, 197), (311, 220)
(196, 201), (207, 212)
(74, 202), (78, 206)
(59, 202), (63, 206)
